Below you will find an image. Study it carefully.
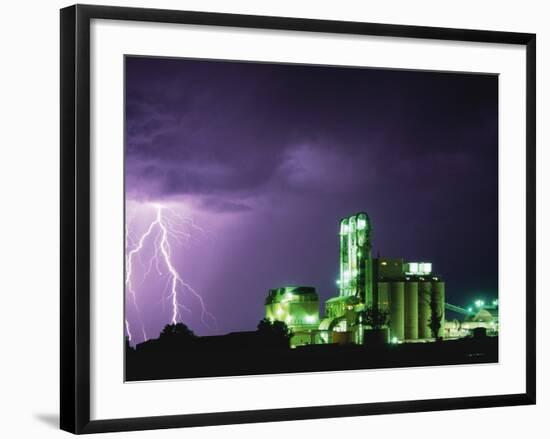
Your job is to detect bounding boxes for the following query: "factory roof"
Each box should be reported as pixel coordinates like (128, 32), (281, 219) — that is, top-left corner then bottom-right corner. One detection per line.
(265, 286), (318, 305)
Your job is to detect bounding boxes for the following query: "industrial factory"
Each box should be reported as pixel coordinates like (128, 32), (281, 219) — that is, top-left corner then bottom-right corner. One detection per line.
(265, 212), (499, 348)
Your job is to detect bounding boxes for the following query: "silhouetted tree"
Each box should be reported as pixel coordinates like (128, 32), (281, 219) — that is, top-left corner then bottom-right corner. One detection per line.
(257, 318), (292, 347)
(358, 306), (389, 330)
(160, 323), (196, 340)
(257, 318), (273, 334)
(427, 289), (443, 341)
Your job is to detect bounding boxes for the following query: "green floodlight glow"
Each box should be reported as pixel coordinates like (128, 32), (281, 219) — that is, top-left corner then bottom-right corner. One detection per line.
(305, 315), (317, 324)
(391, 337), (399, 344)
(475, 299), (484, 308)
(467, 307), (473, 313)
(339, 212), (372, 299)
(493, 299), (499, 306)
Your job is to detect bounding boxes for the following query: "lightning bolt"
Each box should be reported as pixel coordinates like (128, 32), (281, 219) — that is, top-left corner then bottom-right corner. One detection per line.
(125, 203), (216, 344)
(125, 219), (150, 343)
(125, 318), (132, 342)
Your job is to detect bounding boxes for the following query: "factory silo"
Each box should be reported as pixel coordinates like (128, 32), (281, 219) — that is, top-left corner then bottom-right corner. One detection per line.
(377, 281), (390, 313)
(418, 281), (431, 339)
(432, 281), (445, 338)
(389, 281), (405, 340)
(404, 282), (418, 340)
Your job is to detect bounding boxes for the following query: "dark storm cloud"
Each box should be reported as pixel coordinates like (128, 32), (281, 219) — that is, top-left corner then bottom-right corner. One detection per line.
(198, 197), (252, 213)
(126, 57), (496, 206)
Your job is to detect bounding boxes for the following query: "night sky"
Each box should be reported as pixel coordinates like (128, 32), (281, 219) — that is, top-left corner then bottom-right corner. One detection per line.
(124, 56), (498, 343)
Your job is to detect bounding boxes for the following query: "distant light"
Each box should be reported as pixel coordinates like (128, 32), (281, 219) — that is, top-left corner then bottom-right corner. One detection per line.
(467, 307), (473, 313)
(381, 261), (388, 266)
(419, 262), (432, 275)
(493, 299), (499, 306)
(391, 337), (399, 344)
(276, 308), (283, 316)
(475, 300), (485, 308)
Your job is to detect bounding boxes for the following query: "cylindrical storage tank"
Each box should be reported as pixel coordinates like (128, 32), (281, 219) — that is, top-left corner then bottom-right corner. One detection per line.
(432, 281), (445, 339)
(404, 282), (418, 340)
(389, 281), (405, 340)
(377, 281), (390, 313)
(418, 281), (431, 339)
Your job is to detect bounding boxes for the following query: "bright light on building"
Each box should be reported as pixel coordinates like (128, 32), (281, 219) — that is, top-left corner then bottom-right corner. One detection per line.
(475, 299), (485, 308)
(305, 315), (317, 324)
(405, 262), (433, 275)
(419, 262), (432, 274)
(391, 337), (399, 344)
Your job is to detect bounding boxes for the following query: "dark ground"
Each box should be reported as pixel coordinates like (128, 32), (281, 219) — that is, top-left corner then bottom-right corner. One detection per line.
(125, 334), (498, 381)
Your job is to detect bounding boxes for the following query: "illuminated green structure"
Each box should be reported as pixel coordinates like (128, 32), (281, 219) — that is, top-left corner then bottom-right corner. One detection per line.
(265, 286), (320, 346)
(263, 211), (461, 347)
(325, 213), (374, 321)
(338, 213), (373, 300)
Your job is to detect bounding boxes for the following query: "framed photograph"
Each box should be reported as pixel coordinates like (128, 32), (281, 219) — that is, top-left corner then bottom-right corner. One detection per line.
(60, 4), (536, 434)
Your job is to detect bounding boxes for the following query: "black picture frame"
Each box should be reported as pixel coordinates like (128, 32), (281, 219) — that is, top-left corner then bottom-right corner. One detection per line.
(60, 4), (536, 434)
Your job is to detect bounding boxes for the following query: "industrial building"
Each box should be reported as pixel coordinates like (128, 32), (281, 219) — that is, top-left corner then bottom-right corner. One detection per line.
(265, 212), (497, 347)
(265, 286), (320, 346)
(444, 299), (499, 338)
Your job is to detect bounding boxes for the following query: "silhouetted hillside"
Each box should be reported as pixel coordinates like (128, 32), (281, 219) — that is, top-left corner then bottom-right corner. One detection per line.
(125, 323), (498, 381)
